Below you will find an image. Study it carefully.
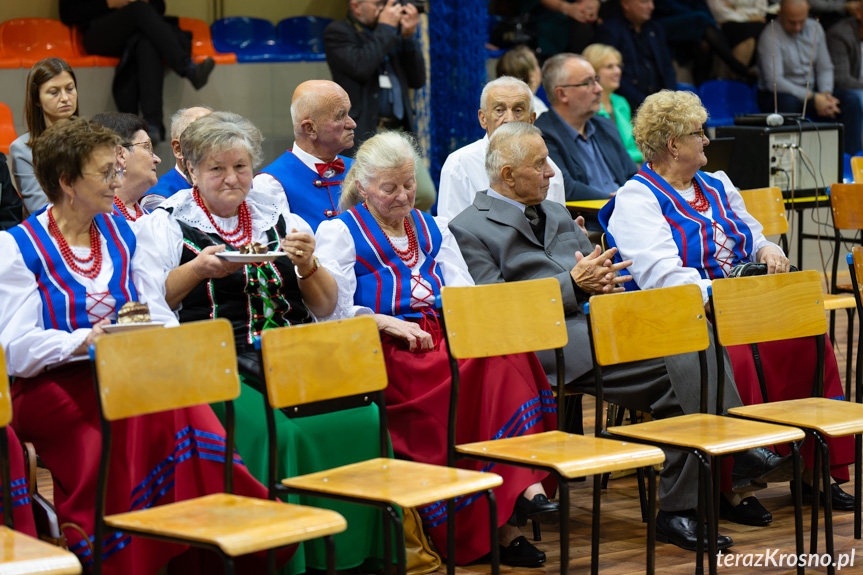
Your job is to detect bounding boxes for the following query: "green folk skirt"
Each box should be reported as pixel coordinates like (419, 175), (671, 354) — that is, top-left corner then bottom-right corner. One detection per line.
(211, 375), (389, 573)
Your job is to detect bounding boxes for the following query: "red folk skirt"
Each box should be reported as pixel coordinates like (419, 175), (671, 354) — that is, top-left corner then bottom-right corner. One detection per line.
(380, 322), (557, 565)
(3, 424), (37, 537)
(11, 363), (295, 574)
(728, 337), (853, 481)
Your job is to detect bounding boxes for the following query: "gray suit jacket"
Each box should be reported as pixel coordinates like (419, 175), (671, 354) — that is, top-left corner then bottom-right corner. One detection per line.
(449, 191), (595, 383)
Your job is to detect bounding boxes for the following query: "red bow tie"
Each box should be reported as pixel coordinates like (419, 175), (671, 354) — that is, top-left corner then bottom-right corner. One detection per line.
(315, 158), (346, 177)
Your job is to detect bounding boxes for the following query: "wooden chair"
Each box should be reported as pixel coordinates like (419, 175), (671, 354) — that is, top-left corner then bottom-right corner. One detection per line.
(439, 278), (666, 575)
(588, 284), (806, 575)
(713, 271), (863, 575)
(0, 347), (81, 574)
(851, 156), (863, 183)
(741, 186), (857, 399)
(89, 319), (347, 575)
(259, 315), (503, 575)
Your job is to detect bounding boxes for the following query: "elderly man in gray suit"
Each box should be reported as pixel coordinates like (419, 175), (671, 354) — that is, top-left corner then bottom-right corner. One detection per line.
(449, 121), (792, 553)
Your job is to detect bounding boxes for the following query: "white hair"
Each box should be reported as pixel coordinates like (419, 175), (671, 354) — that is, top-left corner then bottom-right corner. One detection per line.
(479, 76), (533, 112)
(485, 122), (543, 183)
(340, 131), (423, 210)
(170, 105), (214, 140)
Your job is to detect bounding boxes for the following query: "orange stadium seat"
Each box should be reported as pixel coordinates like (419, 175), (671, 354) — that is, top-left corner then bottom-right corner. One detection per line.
(0, 102), (17, 155)
(0, 18), (96, 68)
(177, 18), (237, 65)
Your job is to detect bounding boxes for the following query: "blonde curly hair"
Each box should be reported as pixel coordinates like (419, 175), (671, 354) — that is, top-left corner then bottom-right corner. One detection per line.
(632, 90), (708, 164)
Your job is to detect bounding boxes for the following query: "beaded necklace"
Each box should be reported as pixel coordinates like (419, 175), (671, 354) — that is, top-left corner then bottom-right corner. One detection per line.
(113, 197), (143, 221)
(687, 179), (710, 212)
(382, 216), (419, 268)
(47, 207), (102, 279)
(192, 186), (252, 247)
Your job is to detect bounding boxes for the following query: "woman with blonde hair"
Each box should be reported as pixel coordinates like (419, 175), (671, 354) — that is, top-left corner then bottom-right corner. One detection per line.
(582, 43), (642, 164)
(600, 89), (855, 523)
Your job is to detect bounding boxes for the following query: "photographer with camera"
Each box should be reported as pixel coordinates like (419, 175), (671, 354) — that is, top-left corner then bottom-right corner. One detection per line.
(323, 0), (436, 211)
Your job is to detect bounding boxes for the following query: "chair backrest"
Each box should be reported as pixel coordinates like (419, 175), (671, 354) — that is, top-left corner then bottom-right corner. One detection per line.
(440, 278), (567, 359)
(587, 284), (709, 366)
(0, 102), (17, 155)
(739, 187), (788, 236)
(92, 319), (239, 421)
(277, 16), (332, 57)
(851, 156), (863, 184)
(0, 18), (94, 67)
(177, 17), (237, 64)
(211, 17), (278, 52)
(259, 315), (387, 409)
(846, 248), (863, 402)
(710, 271), (826, 346)
(830, 183), (863, 230)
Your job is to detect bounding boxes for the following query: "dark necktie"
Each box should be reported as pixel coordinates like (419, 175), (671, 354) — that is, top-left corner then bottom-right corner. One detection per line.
(524, 204), (545, 243)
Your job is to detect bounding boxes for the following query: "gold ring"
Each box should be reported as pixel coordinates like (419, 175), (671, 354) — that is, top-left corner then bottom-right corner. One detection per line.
(296, 249), (304, 257)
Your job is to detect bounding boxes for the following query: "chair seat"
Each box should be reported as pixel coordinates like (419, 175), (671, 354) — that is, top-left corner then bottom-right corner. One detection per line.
(728, 397), (863, 437)
(0, 526), (81, 574)
(104, 493), (346, 557)
(457, 430), (665, 479)
(608, 413), (805, 455)
(823, 292), (856, 310)
(281, 457), (502, 508)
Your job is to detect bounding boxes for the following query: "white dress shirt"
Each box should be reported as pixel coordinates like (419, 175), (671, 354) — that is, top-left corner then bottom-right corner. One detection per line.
(437, 135), (567, 220)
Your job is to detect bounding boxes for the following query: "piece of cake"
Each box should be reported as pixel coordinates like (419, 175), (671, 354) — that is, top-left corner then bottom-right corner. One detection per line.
(117, 302), (151, 324)
(238, 242), (268, 254)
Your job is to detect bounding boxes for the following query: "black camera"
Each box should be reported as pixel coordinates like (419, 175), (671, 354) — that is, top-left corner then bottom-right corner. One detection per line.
(403, 0), (427, 14)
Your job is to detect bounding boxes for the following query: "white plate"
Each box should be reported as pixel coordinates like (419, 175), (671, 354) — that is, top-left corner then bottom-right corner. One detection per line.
(102, 321), (165, 334)
(215, 252), (283, 263)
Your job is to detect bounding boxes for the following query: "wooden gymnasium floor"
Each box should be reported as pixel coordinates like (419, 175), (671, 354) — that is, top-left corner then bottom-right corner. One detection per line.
(33, 278), (863, 575)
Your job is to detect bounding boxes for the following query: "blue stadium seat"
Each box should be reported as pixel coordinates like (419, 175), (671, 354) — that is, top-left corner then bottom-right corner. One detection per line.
(211, 17), (293, 63)
(699, 80), (759, 127)
(677, 82), (697, 94)
(276, 16), (332, 62)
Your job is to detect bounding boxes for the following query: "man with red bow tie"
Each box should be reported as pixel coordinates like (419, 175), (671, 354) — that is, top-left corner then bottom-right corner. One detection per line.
(254, 80), (357, 231)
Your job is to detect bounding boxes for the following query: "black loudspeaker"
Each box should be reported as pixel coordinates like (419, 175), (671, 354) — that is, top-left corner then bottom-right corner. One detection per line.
(714, 123), (843, 196)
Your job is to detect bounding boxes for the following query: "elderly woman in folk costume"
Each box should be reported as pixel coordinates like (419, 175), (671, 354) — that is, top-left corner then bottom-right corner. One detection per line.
(600, 89), (855, 526)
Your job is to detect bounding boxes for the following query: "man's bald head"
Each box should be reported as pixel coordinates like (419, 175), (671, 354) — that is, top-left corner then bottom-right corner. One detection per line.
(778, 0), (809, 35)
(291, 80), (356, 161)
(169, 105), (213, 171)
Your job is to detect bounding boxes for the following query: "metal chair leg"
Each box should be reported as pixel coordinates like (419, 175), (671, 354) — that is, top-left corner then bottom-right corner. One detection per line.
(386, 505), (408, 575)
(791, 442), (805, 575)
(325, 535), (337, 575)
(485, 489), (500, 575)
(383, 506), (394, 575)
(220, 552), (236, 575)
(846, 308), (855, 402)
(820, 437), (835, 575)
(591, 474), (601, 575)
(446, 498), (455, 575)
(647, 466), (657, 575)
(696, 455), (706, 575)
(559, 475), (570, 575)
(811, 432), (822, 554)
(856, 433), (862, 540)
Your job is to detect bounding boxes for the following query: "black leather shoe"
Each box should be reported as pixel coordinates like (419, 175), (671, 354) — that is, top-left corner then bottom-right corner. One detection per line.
(793, 481), (856, 511)
(507, 494), (559, 526)
(719, 495), (772, 526)
(731, 447), (794, 488)
(656, 510), (734, 552)
(186, 57), (215, 90)
(499, 535), (546, 567)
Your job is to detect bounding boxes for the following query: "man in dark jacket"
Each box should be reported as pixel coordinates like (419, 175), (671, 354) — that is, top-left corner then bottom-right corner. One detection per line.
(323, 0), (435, 210)
(535, 53), (638, 201)
(594, 0), (677, 110)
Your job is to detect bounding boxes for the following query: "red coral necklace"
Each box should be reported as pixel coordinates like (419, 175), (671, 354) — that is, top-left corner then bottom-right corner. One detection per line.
(193, 186), (252, 247)
(382, 217), (419, 268)
(48, 207), (102, 278)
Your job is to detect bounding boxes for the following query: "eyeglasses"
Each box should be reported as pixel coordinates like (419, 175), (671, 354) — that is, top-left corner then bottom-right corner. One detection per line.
(128, 141), (154, 156)
(557, 76), (601, 90)
(82, 164), (125, 185)
(688, 128), (706, 139)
